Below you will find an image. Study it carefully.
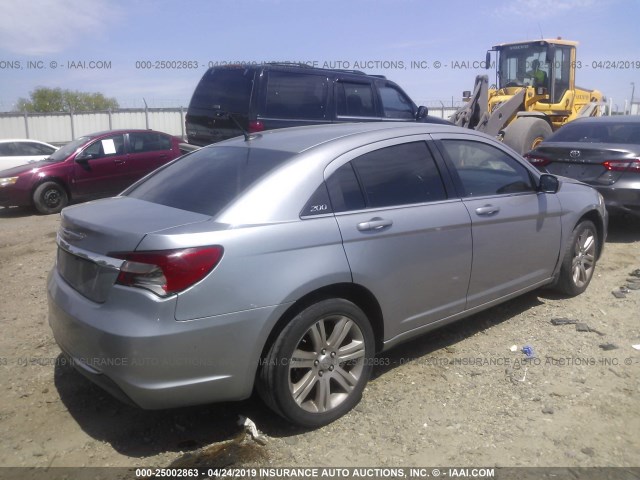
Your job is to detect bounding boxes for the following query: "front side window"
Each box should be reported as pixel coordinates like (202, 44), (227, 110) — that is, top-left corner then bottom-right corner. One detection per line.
(264, 72), (327, 119)
(82, 135), (125, 158)
(378, 86), (415, 119)
(335, 82), (376, 117)
(440, 140), (535, 197)
(552, 46), (571, 103)
(327, 141), (446, 211)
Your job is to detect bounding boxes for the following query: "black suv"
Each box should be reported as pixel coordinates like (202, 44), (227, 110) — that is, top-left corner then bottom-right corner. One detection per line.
(186, 63), (449, 146)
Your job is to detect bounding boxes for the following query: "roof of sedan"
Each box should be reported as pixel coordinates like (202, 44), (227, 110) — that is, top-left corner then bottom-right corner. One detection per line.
(572, 115), (640, 124)
(0, 139), (56, 144)
(81, 129), (168, 138)
(213, 122), (468, 153)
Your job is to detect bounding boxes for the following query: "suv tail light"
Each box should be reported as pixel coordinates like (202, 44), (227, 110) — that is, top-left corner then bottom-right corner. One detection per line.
(523, 153), (551, 167)
(602, 159), (640, 172)
(248, 120), (265, 133)
(112, 246), (223, 297)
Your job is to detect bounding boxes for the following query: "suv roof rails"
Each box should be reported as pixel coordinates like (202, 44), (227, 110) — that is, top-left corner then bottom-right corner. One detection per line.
(262, 63), (384, 78)
(265, 62), (315, 68)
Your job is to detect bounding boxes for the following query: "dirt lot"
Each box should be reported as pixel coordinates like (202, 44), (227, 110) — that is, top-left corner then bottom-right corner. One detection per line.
(0, 207), (639, 472)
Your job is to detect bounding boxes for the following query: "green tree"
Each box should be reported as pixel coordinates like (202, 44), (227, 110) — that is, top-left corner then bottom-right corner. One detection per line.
(15, 87), (119, 113)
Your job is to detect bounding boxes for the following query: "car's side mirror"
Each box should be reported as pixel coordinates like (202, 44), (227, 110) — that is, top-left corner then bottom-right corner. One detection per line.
(538, 174), (559, 193)
(75, 152), (95, 162)
(416, 106), (429, 120)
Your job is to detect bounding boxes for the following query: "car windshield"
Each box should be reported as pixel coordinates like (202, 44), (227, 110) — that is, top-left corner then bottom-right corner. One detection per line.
(126, 145), (294, 216)
(47, 136), (92, 161)
(547, 122), (640, 144)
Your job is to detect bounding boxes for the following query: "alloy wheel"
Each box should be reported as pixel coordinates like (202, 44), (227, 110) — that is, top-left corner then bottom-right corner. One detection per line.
(288, 314), (366, 413)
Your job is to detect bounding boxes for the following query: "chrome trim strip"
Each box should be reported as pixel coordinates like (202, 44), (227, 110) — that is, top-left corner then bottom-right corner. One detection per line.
(56, 233), (124, 270)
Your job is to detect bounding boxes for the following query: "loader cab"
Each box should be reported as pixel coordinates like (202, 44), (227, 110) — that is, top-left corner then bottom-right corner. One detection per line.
(492, 40), (576, 105)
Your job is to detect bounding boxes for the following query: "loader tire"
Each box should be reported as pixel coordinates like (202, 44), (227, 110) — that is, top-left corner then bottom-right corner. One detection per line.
(503, 117), (552, 154)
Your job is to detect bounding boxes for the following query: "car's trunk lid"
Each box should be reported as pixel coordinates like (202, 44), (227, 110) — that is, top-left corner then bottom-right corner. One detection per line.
(534, 142), (633, 183)
(56, 196), (212, 302)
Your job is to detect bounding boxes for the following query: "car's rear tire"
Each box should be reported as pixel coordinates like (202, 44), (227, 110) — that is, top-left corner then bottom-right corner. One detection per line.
(33, 181), (68, 214)
(258, 299), (375, 428)
(555, 220), (598, 297)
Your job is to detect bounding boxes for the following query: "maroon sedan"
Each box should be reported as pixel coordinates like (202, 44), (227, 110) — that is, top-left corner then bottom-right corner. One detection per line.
(0, 130), (183, 214)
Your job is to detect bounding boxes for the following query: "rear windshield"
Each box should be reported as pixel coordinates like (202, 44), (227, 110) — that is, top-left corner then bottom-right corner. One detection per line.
(189, 68), (254, 113)
(548, 122), (640, 144)
(126, 146), (294, 216)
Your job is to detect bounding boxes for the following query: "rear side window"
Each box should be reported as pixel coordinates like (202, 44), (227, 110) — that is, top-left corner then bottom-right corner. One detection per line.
(129, 132), (171, 153)
(15, 142), (56, 155)
(336, 82), (376, 117)
(126, 146), (293, 216)
(326, 163), (366, 212)
(440, 139), (535, 197)
(0, 143), (16, 155)
(328, 141), (446, 211)
(264, 71), (328, 119)
(189, 68), (254, 113)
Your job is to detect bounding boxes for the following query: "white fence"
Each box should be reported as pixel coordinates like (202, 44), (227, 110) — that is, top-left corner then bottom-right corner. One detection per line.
(0, 106), (457, 145)
(0, 108), (187, 145)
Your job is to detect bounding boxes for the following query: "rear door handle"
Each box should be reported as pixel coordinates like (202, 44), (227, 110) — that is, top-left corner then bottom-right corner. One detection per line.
(114, 159), (125, 165)
(357, 218), (393, 231)
(475, 205), (500, 216)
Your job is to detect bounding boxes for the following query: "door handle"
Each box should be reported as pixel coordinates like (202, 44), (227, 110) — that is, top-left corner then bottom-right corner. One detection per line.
(114, 159), (125, 165)
(475, 205), (500, 216)
(357, 218), (393, 231)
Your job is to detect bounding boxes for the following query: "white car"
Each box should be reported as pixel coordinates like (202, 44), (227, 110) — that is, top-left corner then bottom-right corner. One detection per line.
(0, 139), (58, 172)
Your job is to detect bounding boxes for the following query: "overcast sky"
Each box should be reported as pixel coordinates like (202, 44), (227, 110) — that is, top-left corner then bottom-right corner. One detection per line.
(0, 0), (638, 112)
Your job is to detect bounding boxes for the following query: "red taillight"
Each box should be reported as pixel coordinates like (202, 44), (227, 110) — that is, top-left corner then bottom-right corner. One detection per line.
(112, 246), (223, 296)
(248, 120), (265, 133)
(523, 153), (551, 167)
(602, 159), (640, 172)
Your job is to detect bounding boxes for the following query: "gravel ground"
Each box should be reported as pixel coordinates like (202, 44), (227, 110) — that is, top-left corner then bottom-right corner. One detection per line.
(0, 207), (638, 474)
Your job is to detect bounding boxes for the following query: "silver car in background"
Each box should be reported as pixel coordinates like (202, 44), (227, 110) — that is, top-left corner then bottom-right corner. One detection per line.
(48, 122), (607, 427)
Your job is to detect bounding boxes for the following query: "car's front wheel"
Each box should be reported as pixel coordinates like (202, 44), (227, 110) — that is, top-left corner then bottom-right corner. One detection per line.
(33, 181), (68, 214)
(258, 299), (375, 428)
(555, 220), (598, 296)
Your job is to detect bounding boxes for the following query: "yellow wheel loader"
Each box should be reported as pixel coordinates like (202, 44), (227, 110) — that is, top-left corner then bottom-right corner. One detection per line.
(451, 39), (604, 154)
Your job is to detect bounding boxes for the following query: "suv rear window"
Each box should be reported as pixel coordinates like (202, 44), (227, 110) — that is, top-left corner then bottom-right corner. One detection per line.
(126, 146), (294, 216)
(189, 68), (254, 113)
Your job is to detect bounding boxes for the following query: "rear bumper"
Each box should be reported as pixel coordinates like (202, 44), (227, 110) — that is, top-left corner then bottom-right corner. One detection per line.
(593, 185), (640, 217)
(47, 268), (285, 409)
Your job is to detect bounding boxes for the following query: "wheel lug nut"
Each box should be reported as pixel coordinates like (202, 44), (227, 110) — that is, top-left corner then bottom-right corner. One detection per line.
(314, 360), (319, 366)
(329, 365), (334, 371)
(330, 352), (336, 357)
(318, 371), (324, 377)
(321, 349), (326, 355)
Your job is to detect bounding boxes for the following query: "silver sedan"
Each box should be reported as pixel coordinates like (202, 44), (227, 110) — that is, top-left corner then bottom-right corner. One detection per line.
(48, 122), (607, 427)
